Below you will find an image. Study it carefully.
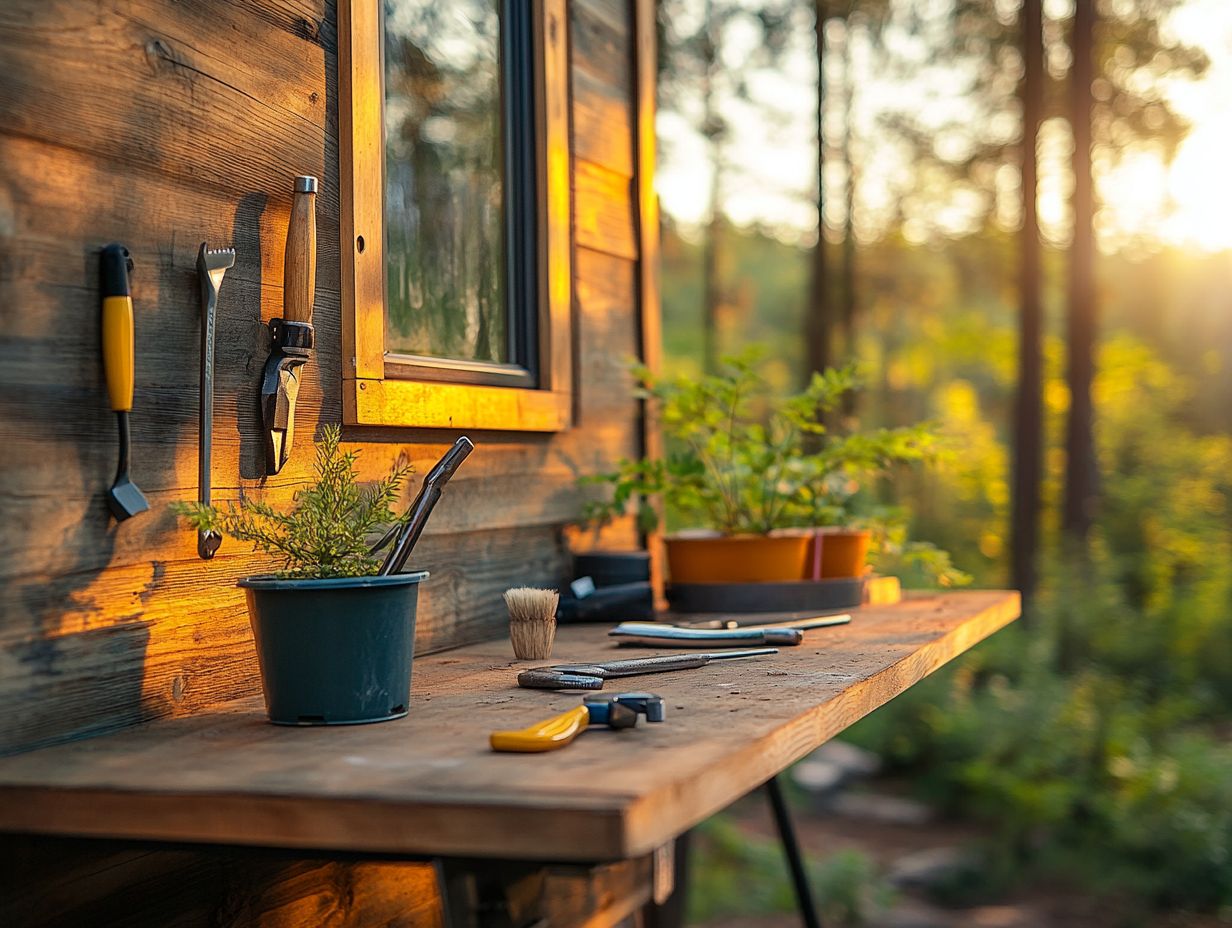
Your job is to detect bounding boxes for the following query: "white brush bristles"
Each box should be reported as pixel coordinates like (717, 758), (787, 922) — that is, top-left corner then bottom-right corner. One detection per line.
(504, 587), (559, 660)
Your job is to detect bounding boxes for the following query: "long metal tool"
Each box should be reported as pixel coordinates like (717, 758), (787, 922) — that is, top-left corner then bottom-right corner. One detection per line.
(516, 649), (777, 690)
(196, 243), (235, 559)
(609, 623), (803, 647)
(679, 613), (852, 632)
(377, 436), (475, 575)
(100, 243), (148, 522)
(260, 175), (317, 474)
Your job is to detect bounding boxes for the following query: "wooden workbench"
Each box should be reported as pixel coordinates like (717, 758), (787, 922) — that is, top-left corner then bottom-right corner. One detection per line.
(0, 591), (1018, 863)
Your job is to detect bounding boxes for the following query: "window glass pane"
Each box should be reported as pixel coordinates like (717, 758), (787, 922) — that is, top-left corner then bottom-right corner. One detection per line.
(384, 0), (507, 363)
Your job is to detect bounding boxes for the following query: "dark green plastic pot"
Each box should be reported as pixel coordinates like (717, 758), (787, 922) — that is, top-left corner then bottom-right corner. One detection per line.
(237, 571), (428, 726)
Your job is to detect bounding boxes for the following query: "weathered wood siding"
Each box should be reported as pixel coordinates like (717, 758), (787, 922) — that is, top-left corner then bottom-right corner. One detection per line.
(0, 0), (643, 757)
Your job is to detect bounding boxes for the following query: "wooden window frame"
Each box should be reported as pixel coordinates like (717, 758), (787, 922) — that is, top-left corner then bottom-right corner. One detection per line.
(339, 0), (573, 431)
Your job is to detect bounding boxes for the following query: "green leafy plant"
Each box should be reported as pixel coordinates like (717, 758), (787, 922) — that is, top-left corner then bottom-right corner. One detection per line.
(583, 349), (939, 535)
(173, 425), (412, 579)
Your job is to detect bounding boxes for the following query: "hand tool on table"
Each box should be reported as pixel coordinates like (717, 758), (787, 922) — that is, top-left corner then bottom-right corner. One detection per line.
(609, 623), (803, 647)
(516, 648), (777, 691)
(490, 692), (665, 753)
(195, 243), (235, 559)
(375, 436), (475, 575)
(261, 175), (317, 475)
(678, 612), (852, 632)
(100, 243), (149, 522)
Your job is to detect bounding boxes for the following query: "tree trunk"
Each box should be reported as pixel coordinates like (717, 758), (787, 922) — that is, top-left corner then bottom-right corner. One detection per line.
(1011, 0), (1044, 603)
(805, 0), (832, 382)
(701, 0), (721, 372)
(840, 16), (857, 415)
(1063, 0), (1098, 539)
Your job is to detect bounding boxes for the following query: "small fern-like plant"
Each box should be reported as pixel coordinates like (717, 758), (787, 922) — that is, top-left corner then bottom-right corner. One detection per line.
(173, 425), (412, 579)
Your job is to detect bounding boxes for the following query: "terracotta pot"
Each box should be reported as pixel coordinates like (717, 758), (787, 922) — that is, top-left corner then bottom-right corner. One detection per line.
(665, 533), (811, 584)
(805, 528), (872, 579)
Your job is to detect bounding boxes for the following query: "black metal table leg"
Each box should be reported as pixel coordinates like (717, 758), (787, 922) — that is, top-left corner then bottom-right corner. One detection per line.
(766, 774), (822, 928)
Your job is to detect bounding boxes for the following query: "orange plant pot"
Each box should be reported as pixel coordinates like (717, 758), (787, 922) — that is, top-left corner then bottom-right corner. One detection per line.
(805, 529), (872, 579)
(665, 533), (811, 584)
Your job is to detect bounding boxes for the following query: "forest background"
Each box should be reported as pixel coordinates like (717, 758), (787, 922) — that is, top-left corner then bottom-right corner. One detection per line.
(654, 0), (1232, 920)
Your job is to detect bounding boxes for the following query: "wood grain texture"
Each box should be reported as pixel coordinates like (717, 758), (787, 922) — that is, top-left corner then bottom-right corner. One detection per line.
(575, 159), (638, 260)
(0, 0), (642, 756)
(0, 592), (1020, 861)
(2, 835), (445, 928)
(0, 0), (647, 922)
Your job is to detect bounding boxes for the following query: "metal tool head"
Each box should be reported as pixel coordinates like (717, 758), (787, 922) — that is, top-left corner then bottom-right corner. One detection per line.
(585, 692), (666, 724)
(106, 411), (148, 521)
(196, 243), (235, 281)
(197, 530), (222, 559)
(260, 318), (314, 475)
(106, 473), (149, 521)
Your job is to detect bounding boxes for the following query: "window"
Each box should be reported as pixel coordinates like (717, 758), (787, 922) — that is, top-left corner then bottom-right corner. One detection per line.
(339, 0), (572, 430)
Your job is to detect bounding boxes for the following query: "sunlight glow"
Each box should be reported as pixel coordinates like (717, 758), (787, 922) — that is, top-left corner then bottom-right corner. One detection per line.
(657, 0), (1232, 255)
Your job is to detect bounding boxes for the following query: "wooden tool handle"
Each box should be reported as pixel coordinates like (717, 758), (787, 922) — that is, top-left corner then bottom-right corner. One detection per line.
(489, 704), (591, 753)
(283, 175), (317, 325)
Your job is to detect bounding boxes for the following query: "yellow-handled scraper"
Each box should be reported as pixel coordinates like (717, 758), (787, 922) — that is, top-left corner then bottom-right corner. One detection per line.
(490, 692), (665, 753)
(100, 243), (148, 521)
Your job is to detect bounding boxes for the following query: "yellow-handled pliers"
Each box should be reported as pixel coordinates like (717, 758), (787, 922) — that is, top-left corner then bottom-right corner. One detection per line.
(490, 692), (665, 753)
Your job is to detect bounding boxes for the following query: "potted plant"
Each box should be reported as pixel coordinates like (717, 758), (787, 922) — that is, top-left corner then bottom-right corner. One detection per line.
(791, 422), (939, 579)
(583, 350), (937, 584)
(173, 426), (425, 726)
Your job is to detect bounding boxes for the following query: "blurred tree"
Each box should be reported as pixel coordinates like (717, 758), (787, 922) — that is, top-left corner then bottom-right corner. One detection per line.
(657, 0), (796, 371)
(1012, 0), (1044, 604)
(1063, 0), (1097, 539)
(872, 0), (1205, 238)
(805, 0), (833, 383)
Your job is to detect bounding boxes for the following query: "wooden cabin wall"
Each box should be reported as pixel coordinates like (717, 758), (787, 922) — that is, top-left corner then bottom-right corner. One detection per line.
(0, 0), (643, 758)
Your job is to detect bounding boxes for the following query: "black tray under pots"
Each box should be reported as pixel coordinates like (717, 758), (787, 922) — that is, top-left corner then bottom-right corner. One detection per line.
(667, 576), (864, 614)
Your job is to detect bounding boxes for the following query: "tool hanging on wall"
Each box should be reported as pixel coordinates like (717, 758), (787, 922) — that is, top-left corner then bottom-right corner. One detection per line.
(516, 649), (778, 691)
(490, 692), (665, 753)
(373, 436), (475, 575)
(100, 243), (149, 522)
(196, 243), (235, 558)
(261, 175), (317, 475)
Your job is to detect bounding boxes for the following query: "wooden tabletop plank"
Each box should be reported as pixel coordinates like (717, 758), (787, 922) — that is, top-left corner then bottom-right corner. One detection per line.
(0, 591), (1019, 861)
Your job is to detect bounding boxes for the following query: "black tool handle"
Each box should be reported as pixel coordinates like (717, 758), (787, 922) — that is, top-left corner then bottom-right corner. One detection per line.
(379, 437), (474, 575)
(517, 669), (607, 690)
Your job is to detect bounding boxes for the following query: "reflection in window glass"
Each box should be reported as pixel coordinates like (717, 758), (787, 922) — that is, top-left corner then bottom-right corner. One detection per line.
(384, 0), (506, 363)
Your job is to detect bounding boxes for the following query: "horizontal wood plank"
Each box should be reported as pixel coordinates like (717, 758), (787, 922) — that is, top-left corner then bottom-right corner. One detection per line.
(0, 592), (1020, 860)
(572, 66), (635, 178)
(575, 160), (638, 261)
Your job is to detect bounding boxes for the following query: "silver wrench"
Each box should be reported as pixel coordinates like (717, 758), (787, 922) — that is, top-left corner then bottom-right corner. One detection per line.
(196, 243), (235, 559)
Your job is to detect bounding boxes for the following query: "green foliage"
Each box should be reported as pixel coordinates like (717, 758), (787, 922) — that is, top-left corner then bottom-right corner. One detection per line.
(172, 425), (412, 580)
(582, 349), (938, 535)
(659, 223), (1232, 916)
(868, 515), (973, 589)
(687, 813), (891, 926)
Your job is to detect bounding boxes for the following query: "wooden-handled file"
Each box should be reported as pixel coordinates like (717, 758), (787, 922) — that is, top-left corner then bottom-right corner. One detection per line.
(261, 175), (318, 474)
(283, 175), (317, 325)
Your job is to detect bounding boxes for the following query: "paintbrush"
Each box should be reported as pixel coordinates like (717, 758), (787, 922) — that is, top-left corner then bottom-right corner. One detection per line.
(504, 587), (560, 660)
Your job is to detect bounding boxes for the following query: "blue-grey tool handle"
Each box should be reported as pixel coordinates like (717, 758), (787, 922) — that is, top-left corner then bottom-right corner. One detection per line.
(681, 613), (853, 631)
(609, 624), (802, 647)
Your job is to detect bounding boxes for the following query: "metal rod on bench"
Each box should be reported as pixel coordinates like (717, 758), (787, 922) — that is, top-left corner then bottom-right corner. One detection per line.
(765, 774), (822, 928)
